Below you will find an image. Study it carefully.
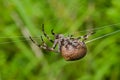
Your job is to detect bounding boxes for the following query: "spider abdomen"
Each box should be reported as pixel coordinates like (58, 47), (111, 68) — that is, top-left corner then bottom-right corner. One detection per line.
(61, 42), (87, 61)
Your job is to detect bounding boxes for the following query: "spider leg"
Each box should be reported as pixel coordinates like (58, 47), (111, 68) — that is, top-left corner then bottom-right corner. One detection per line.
(76, 31), (95, 41)
(51, 29), (60, 49)
(29, 36), (59, 53)
(52, 39), (59, 49)
(42, 24), (54, 43)
(51, 29), (56, 36)
(68, 34), (73, 37)
(29, 36), (41, 47)
(41, 36), (59, 53)
(67, 34), (74, 39)
(84, 32), (95, 40)
(77, 36), (82, 39)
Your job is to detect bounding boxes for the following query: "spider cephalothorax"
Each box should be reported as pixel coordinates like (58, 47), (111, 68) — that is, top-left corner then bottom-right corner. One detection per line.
(30, 24), (93, 61)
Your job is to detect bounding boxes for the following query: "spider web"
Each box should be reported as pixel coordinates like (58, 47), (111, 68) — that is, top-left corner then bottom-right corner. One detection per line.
(0, 23), (120, 44)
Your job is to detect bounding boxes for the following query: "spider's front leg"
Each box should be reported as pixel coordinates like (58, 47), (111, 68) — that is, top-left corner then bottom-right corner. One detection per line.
(50, 39), (62, 53)
(53, 34), (66, 53)
(29, 36), (59, 53)
(42, 24), (54, 43)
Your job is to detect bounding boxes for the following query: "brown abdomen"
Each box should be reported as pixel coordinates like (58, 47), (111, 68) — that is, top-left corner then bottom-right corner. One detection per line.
(61, 44), (87, 61)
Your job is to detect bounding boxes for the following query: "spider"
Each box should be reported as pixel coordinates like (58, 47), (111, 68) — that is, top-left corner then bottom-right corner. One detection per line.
(29, 24), (94, 61)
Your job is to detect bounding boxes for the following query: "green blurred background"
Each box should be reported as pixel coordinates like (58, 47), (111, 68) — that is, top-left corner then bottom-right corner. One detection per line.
(0, 0), (120, 80)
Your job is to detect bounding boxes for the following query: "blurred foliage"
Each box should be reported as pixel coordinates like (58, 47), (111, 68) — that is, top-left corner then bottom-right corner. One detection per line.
(0, 0), (120, 80)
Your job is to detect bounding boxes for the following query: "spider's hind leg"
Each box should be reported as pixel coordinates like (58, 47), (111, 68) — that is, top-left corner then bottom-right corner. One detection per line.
(77, 31), (95, 41)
